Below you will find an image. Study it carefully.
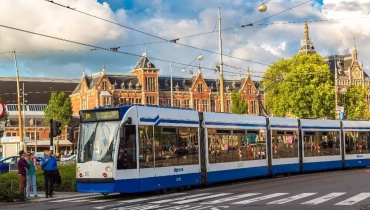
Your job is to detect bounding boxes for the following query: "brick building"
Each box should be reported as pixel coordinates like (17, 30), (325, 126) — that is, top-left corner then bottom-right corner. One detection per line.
(70, 55), (262, 115)
(0, 77), (79, 157)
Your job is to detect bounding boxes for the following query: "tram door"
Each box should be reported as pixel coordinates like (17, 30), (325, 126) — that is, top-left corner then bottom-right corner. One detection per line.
(117, 125), (138, 192)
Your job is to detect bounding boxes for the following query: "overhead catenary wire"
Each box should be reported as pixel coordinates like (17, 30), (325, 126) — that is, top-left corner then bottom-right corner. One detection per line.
(0, 23), (242, 76)
(47, 0), (310, 66)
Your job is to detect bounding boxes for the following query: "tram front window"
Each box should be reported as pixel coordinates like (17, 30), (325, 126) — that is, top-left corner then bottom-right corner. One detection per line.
(78, 121), (120, 163)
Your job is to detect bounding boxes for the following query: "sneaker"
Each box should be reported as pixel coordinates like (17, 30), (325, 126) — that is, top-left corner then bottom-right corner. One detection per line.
(26, 197), (31, 200)
(49, 195), (53, 198)
(34, 195), (39, 198)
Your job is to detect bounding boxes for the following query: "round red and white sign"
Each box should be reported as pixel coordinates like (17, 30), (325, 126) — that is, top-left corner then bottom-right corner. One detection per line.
(0, 101), (5, 118)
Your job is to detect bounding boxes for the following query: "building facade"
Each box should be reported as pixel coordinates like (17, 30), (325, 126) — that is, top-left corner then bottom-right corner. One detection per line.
(70, 55), (262, 115)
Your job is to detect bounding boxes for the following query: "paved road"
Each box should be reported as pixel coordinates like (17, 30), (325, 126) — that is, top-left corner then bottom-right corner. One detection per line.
(2, 168), (370, 210)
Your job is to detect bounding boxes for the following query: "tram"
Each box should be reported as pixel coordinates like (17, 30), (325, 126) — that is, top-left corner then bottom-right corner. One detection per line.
(72, 105), (370, 194)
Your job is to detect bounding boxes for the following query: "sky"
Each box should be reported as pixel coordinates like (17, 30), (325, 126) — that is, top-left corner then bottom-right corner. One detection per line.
(0, 0), (370, 81)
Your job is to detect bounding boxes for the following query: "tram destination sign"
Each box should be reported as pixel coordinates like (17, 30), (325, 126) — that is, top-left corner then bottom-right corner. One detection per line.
(81, 109), (120, 122)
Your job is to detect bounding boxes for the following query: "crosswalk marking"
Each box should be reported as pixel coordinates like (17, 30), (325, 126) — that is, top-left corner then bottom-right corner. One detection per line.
(122, 192), (187, 203)
(200, 193), (261, 204)
(51, 194), (103, 202)
(267, 193), (317, 204)
(172, 193), (232, 204)
(232, 193), (288, 204)
(149, 193), (212, 204)
(335, 193), (370, 205)
(301, 192), (346, 205)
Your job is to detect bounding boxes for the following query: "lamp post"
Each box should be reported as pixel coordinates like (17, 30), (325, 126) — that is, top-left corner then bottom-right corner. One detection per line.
(218, 7), (225, 113)
(21, 83), (27, 151)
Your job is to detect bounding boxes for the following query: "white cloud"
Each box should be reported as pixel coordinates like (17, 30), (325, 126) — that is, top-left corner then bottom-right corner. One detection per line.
(0, 0), (370, 80)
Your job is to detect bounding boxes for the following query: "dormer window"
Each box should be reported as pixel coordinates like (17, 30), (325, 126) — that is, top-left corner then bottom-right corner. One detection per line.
(121, 81), (125, 89)
(129, 81), (133, 90)
(232, 81), (236, 89)
(136, 82), (141, 90)
(175, 83), (179, 91)
(182, 79), (186, 87)
(210, 84), (213, 91)
(102, 81), (107, 90)
(165, 79), (168, 87)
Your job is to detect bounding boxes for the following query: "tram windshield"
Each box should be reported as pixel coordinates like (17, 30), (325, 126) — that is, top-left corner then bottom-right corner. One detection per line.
(77, 121), (120, 163)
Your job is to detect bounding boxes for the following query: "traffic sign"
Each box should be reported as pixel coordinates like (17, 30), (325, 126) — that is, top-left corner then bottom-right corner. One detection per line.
(0, 101), (5, 118)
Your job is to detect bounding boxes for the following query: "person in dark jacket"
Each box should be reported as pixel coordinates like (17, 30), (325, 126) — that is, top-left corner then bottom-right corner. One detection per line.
(17, 150), (30, 198)
(41, 150), (58, 198)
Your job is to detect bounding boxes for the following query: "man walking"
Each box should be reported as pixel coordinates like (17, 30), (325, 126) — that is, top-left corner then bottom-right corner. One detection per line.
(41, 150), (58, 198)
(17, 150), (29, 198)
(26, 152), (38, 199)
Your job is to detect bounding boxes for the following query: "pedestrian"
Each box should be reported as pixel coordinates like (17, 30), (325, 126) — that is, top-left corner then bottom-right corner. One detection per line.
(41, 150), (58, 198)
(17, 150), (29, 198)
(26, 152), (38, 199)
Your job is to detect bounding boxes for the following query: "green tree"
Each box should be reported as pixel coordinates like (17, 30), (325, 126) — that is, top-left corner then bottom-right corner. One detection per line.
(44, 91), (73, 154)
(230, 90), (248, 114)
(262, 53), (335, 119)
(343, 85), (369, 120)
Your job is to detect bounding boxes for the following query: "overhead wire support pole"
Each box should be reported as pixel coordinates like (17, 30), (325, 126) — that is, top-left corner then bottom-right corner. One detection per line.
(218, 7), (225, 113)
(14, 50), (24, 151)
(170, 61), (173, 107)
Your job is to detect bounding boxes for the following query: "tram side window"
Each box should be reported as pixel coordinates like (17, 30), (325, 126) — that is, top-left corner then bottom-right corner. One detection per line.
(139, 126), (154, 168)
(154, 126), (199, 167)
(117, 125), (137, 170)
(345, 131), (370, 154)
(208, 129), (266, 164)
(303, 131), (340, 157)
(271, 130), (298, 159)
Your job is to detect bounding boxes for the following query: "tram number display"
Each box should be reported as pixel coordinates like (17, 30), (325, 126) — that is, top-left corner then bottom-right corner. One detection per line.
(81, 109), (120, 122)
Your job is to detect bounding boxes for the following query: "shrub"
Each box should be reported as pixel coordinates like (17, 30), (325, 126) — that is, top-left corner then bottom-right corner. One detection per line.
(0, 163), (77, 201)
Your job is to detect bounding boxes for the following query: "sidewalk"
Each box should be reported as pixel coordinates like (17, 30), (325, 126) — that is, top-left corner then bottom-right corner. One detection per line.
(0, 191), (98, 205)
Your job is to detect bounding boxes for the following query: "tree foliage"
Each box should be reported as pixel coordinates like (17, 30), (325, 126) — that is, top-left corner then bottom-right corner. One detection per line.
(262, 53), (335, 119)
(44, 91), (72, 127)
(230, 90), (248, 114)
(342, 85), (369, 120)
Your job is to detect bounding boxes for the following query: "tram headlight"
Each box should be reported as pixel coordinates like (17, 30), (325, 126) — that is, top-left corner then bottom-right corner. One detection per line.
(77, 167), (82, 173)
(105, 166), (112, 172)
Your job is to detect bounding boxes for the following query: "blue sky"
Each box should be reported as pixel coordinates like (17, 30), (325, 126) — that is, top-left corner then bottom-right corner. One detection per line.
(0, 0), (370, 80)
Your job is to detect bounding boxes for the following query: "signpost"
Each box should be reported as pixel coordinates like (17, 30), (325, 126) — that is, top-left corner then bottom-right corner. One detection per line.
(0, 101), (5, 118)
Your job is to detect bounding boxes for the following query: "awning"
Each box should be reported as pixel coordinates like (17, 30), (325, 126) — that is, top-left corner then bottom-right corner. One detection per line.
(26, 139), (72, 146)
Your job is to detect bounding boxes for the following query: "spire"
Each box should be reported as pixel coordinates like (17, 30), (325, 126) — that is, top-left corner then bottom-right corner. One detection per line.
(82, 68), (86, 77)
(247, 67), (251, 78)
(298, 22), (316, 55)
(352, 37), (358, 61)
(102, 65), (106, 74)
(304, 21), (309, 40)
(197, 63), (202, 75)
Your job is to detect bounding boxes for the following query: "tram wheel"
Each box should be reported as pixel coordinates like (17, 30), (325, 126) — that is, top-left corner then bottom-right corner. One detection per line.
(102, 193), (109, 196)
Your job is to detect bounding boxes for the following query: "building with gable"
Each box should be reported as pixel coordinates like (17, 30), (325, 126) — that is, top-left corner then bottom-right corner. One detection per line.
(70, 55), (262, 115)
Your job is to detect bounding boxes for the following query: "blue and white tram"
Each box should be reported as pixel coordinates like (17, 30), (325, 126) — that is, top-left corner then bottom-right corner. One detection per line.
(73, 105), (370, 194)
(76, 105), (202, 193)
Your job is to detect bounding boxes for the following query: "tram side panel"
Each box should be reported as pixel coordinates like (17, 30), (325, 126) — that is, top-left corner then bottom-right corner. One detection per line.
(300, 119), (342, 172)
(136, 106), (202, 192)
(342, 120), (370, 168)
(203, 112), (269, 183)
(269, 117), (300, 175)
